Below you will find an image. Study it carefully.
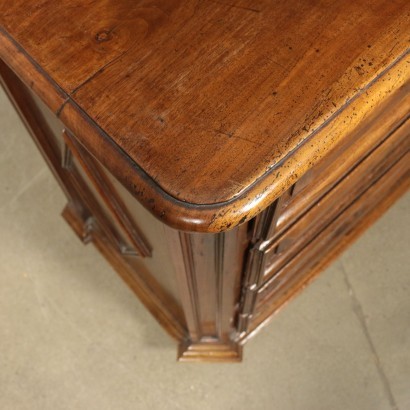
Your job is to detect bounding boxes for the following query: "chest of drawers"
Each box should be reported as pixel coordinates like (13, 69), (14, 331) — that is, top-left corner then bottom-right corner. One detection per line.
(0, 0), (409, 362)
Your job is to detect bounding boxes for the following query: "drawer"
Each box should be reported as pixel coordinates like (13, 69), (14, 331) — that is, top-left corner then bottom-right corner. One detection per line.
(277, 93), (410, 235)
(261, 118), (410, 283)
(239, 121), (409, 331)
(252, 152), (409, 326)
(250, 86), (410, 246)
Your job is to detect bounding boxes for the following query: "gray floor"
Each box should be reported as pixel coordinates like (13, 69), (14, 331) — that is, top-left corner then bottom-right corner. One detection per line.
(0, 88), (409, 410)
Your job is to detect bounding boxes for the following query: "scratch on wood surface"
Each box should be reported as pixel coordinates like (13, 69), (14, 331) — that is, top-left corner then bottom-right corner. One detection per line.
(56, 48), (132, 116)
(214, 128), (259, 145)
(206, 0), (262, 13)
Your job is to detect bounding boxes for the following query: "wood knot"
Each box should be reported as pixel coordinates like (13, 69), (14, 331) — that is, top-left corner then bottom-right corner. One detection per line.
(95, 29), (112, 43)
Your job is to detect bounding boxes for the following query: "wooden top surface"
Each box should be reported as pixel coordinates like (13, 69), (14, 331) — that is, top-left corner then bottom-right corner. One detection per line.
(0, 0), (409, 231)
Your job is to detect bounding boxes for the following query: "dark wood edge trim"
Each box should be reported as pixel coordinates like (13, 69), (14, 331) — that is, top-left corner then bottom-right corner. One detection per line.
(238, 160), (410, 345)
(1, 25), (408, 232)
(177, 340), (243, 363)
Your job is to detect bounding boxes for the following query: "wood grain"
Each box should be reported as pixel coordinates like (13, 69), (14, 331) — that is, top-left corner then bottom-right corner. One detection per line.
(242, 154), (409, 343)
(1, 1), (409, 362)
(165, 225), (248, 361)
(62, 129), (151, 257)
(1, 0), (409, 231)
(0, 60), (187, 343)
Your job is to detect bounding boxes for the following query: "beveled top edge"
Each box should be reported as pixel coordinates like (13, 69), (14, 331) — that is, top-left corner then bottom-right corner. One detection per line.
(1, 25), (409, 232)
(58, 52), (410, 232)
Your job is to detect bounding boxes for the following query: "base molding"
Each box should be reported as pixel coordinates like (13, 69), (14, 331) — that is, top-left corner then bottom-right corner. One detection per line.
(62, 204), (93, 245)
(178, 340), (243, 363)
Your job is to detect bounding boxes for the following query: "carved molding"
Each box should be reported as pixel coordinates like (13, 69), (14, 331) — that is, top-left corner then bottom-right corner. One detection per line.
(165, 227), (247, 361)
(62, 130), (151, 257)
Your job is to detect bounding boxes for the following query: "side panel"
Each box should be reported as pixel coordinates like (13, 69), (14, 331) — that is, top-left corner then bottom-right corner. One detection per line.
(0, 58), (187, 342)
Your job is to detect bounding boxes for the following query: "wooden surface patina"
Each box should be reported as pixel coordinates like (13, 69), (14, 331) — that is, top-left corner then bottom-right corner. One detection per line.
(0, 0), (408, 231)
(0, 1), (409, 362)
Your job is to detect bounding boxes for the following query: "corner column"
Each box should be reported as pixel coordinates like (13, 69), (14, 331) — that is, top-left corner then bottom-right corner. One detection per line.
(165, 225), (248, 362)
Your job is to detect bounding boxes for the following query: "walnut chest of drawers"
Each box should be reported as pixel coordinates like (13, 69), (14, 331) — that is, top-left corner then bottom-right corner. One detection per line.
(0, 0), (409, 362)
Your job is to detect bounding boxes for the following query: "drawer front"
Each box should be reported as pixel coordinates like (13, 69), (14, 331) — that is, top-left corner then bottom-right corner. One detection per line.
(261, 119), (410, 282)
(249, 86), (410, 246)
(238, 120), (409, 334)
(277, 89), (410, 235)
(252, 153), (409, 326)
